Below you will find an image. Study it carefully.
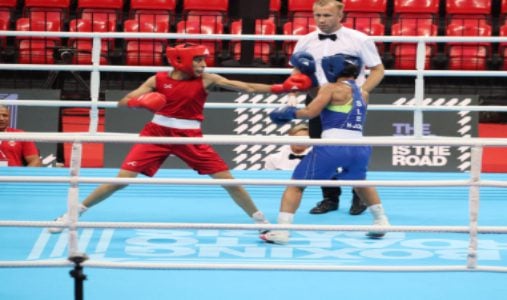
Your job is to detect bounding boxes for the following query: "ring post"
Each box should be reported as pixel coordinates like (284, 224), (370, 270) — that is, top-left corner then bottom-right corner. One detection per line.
(67, 141), (88, 299)
(69, 254), (88, 300)
(467, 146), (482, 269)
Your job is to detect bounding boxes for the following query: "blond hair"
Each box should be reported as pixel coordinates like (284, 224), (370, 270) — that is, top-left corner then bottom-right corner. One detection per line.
(288, 123), (309, 136)
(314, 0), (344, 10)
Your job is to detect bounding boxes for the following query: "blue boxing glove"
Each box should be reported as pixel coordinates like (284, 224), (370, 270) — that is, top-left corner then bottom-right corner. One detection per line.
(290, 51), (318, 86)
(269, 106), (298, 125)
(290, 52), (315, 74)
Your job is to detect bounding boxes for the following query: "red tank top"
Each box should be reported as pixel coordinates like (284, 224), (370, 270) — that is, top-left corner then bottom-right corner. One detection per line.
(1, 128), (39, 166)
(155, 72), (208, 121)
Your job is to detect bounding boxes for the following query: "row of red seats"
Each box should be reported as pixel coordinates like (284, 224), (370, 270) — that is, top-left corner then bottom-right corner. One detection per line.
(1, 0), (505, 35)
(0, 0), (502, 16)
(1, 0), (507, 70)
(10, 15), (505, 71)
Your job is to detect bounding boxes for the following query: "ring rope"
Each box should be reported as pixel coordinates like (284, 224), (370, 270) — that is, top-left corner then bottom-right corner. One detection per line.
(1, 99), (506, 112)
(2, 132), (507, 147)
(3, 63), (507, 77)
(0, 176), (478, 187)
(1, 221), (507, 234)
(1, 260), (507, 273)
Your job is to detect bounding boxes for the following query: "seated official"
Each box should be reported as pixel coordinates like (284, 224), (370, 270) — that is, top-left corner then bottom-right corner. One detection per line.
(263, 123), (311, 170)
(0, 105), (42, 167)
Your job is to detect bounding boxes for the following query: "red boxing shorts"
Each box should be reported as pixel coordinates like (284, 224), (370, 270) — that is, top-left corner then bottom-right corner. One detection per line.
(121, 122), (229, 177)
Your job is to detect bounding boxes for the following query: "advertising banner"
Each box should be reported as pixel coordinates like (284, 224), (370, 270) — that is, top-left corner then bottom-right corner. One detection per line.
(104, 91), (478, 172)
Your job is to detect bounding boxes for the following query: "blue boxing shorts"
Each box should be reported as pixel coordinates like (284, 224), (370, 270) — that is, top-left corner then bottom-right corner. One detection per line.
(292, 145), (372, 181)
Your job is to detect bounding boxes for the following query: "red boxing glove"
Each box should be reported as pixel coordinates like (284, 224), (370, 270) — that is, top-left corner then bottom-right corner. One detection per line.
(270, 74), (313, 94)
(127, 92), (166, 113)
(270, 84), (285, 94)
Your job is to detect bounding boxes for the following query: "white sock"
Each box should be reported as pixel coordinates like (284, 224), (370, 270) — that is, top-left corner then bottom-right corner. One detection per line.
(78, 204), (88, 215)
(252, 211), (268, 224)
(278, 212), (294, 224)
(368, 204), (386, 220)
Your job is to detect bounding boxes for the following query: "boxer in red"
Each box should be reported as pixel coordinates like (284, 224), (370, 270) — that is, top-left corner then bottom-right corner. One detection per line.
(49, 43), (312, 233)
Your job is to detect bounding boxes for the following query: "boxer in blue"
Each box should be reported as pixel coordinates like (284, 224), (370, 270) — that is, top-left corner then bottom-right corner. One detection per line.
(261, 52), (390, 245)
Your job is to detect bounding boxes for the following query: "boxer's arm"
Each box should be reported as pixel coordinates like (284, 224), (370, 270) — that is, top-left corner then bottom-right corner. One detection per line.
(118, 76), (157, 107)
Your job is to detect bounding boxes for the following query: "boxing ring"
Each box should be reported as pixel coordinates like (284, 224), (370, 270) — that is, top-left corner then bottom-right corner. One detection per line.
(1, 32), (507, 299)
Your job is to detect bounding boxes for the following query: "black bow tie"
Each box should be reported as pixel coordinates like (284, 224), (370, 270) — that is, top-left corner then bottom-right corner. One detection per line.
(289, 154), (306, 160)
(318, 33), (337, 41)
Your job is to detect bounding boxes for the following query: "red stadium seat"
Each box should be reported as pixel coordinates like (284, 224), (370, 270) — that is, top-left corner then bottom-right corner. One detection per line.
(182, 0), (228, 14)
(23, 0), (70, 24)
(498, 24), (507, 70)
(78, 0), (122, 10)
(62, 108), (105, 168)
(269, 0), (281, 13)
(24, 0), (70, 10)
(342, 15), (385, 53)
(176, 16), (224, 66)
(124, 15), (169, 65)
(129, 0), (176, 26)
(282, 16), (316, 58)
(500, 0), (507, 25)
(229, 19), (276, 64)
(0, 0), (17, 8)
(0, 8), (13, 30)
(179, 0), (228, 62)
(181, 0), (228, 27)
(390, 18), (438, 69)
(77, 0), (123, 27)
(0, 0), (17, 29)
(0, 18), (6, 37)
(68, 18), (116, 64)
(342, 0), (386, 52)
(287, 0), (313, 14)
(0, 12), (8, 48)
(445, 18), (491, 70)
(342, 0), (386, 13)
(446, 0), (491, 15)
(392, 0), (439, 25)
(15, 12), (62, 64)
(265, 0), (281, 25)
(130, 0), (176, 12)
(393, 0), (439, 14)
(343, 0), (386, 25)
(285, 0), (314, 44)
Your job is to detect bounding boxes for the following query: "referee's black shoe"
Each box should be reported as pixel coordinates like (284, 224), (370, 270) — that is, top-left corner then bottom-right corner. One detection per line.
(309, 199), (338, 214)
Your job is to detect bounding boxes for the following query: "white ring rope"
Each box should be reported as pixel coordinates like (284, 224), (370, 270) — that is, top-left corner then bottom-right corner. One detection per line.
(1, 132), (507, 147)
(1, 221), (507, 234)
(1, 99), (506, 112)
(5, 30), (507, 42)
(0, 176), (477, 186)
(3, 63), (507, 77)
(1, 260), (506, 273)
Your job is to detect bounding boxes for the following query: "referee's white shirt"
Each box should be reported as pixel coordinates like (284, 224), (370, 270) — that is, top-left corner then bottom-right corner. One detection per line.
(293, 26), (382, 87)
(263, 145), (312, 171)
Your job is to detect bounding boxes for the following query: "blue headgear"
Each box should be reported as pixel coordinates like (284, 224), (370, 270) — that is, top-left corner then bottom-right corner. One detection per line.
(289, 51), (318, 86)
(321, 54), (362, 83)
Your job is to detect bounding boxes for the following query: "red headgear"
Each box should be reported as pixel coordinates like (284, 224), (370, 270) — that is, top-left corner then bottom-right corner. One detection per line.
(166, 43), (209, 77)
